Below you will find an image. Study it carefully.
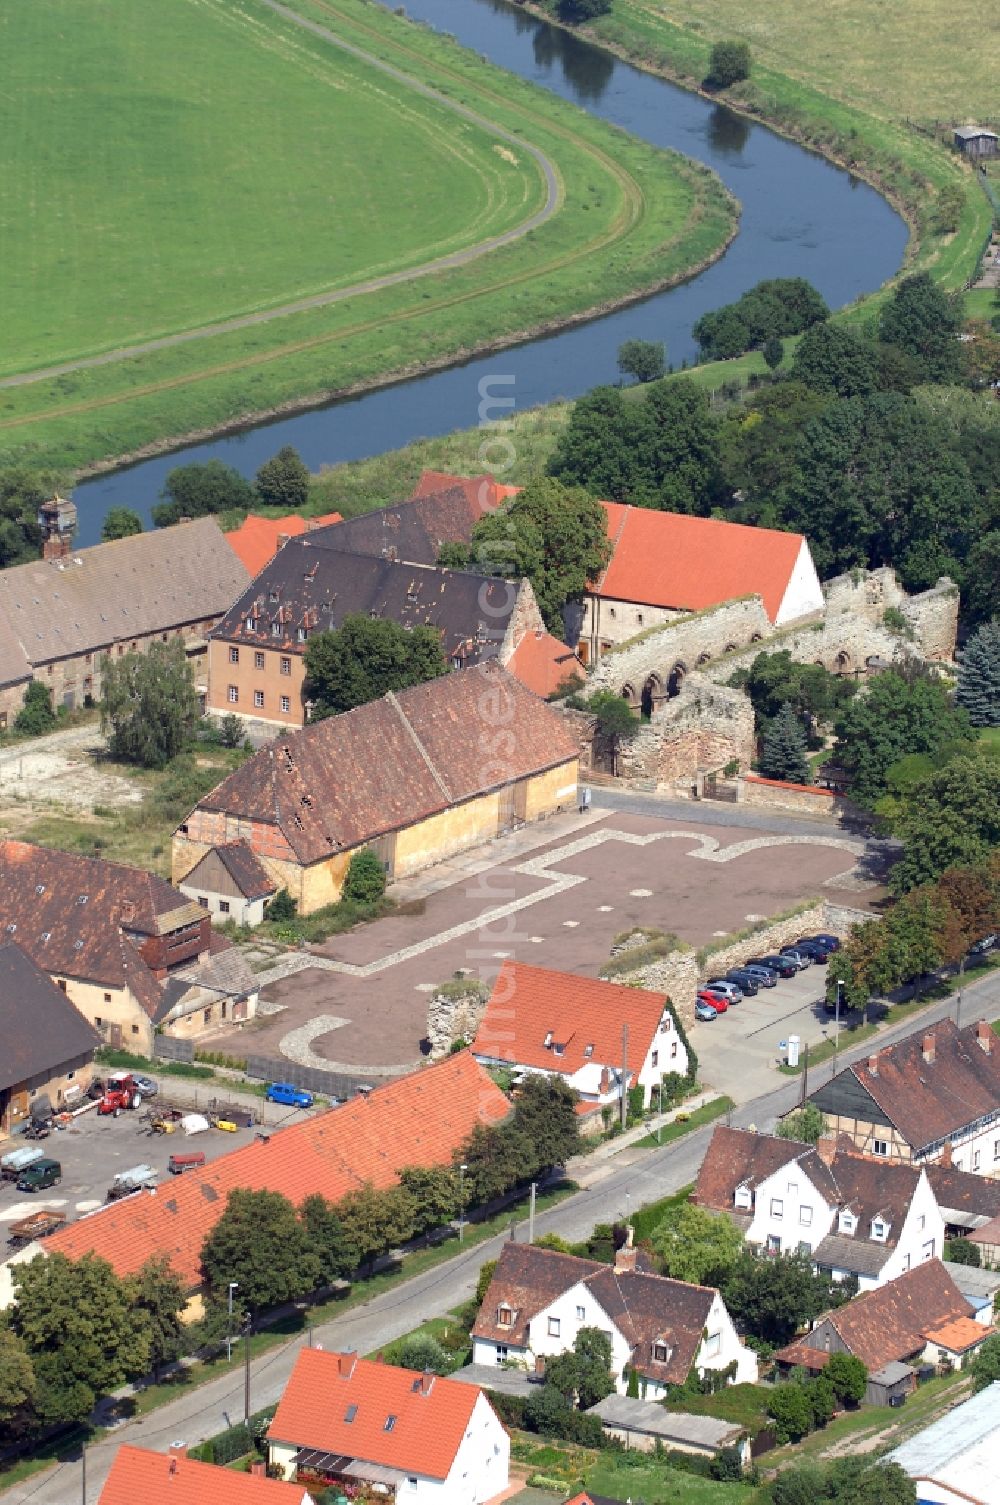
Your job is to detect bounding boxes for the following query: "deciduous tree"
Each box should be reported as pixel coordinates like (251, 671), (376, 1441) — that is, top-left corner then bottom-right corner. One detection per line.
(776, 1105), (825, 1143)
(833, 669), (972, 808)
(510, 1073), (581, 1173)
(335, 1184), (417, 1275)
(708, 39), (752, 88)
(0, 466), (62, 566)
(723, 1251), (845, 1345)
(652, 1203), (744, 1285)
(545, 1327), (615, 1409)
(790, 322), (879, 398)
(13, 681), (57, 736)
(617, 339), (666, 384)
(300, 1194), (359, 1284)
(398, 1166), (460, 1233)
(342, 848), (388, 905)
(877, 273), (963, 384)
(255, 446), (310, 511)
(100, 640), (198, 768)
(128, 1256), (188, 1378)
(825, 1352), (867, 1405)
(152, 460), (255, 527)
(889, 755), (1000, 894)
(101, 507), (143, 542)
(201, 1189), (322, 1312)
(0, 1328), (36, 1439)
(971, 1331), (1000, 1391)
(304, 614), (447, 719)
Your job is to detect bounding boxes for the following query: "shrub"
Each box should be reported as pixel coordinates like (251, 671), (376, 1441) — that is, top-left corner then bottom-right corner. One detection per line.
(708, 39), (751, 87)
(266, 888), (297, 923)
(13, 681), (56, 736)
(342, 848), (388, 905)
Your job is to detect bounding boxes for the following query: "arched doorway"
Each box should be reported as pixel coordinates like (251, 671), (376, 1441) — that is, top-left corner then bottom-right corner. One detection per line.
(641, 673), (663, 718)
(667, 662), (687, 699)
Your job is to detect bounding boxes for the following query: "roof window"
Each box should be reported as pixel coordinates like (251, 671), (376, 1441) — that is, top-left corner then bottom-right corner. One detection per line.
(5, 923), (15, 934)
(344, 1404), (357, 1423)
(35, 884), (45, 895)
(384, 1415), (397, 1432)
(77, 894), (88, 905)
(871, 1219), (889, 1242)
(839, 1210), (857, 1235)
(584, 1044), (594, 1058)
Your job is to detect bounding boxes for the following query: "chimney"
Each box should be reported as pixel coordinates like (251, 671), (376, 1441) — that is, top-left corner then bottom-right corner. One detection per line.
(168, 1443), (187, 1460)
(923, 1032), (936, 1065)
(251, 1462), (266, 1477)
(976, 1021), (992, 1054)
(815, 1134), (838, 1167)
(867, 1053), (879, 1077)
(599, 1067), (610, 1094)
(939, 1142), (953, 1168)
(37, 494), (77, 561)
(338, 1351), (358, 1378)
(615, 1223), (637, 1273)
(418, 1371), (435, 1396)
(277, 532), (290, 550)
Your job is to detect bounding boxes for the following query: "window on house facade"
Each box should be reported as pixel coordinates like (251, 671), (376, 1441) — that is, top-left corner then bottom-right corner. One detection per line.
(872, 1220), (887, 1241)
(902, 1253), (911, 1271)
(922, 1239), (935, 1261)
(973, 1149), (981, 1171)
(799, 1206), (812, 1226)
(58, 980), (67, 992)
(734, 1187), (751, 1210)
(840, 1211), (856, 1234)
(203, 1008), (212, 1026)
(497, 1306), (512, 1327)
(131, 1024), (139, 1035)
(671, 1041), (678, 1058)
(198, 897), (208, 909)
(787, 1181), (798, 1196)
(495, 1345), (508, 1364)
(219, 901), (230, 914)
(766, 1234), (781, 1253)
(797, 1241), (811, 1256)
(95, 1017), (103, 1028)
(576, 1306), (586, 1320)
(651, 1050), (658, 1068)
(770, 1198), (784, 1218)
(103, 992), (111, 1003)
(703, 1333), (721, 1358)
(280, 696), (290, 713)
(873, 1140), (889, 1156)
(548, 1317), (560, 1337)
(254, 691), (264, 708)
(228, 685), (238, 703)
(255, 651), (265, 670)
(280, 656), (291, 675)
(995, 1139), (1000, 1161)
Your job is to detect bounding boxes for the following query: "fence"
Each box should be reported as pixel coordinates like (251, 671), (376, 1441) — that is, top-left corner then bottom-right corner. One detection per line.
(153, 1035), (195, 1063)
(245, 1055), (375, 1101)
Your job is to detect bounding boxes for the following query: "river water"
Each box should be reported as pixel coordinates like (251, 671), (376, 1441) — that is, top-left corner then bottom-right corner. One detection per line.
(71, 0), (908, 541)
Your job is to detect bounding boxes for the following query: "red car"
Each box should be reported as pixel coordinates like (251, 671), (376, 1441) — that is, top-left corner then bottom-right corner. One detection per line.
(697, 988), (728, 1014)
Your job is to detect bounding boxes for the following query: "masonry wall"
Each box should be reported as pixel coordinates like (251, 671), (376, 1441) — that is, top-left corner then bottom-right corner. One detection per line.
(588, 597), (774, 698)
(616, 676), (755, 788)
(499, 579), (546, 662)
(48, 976), (154, 1055)
(32, 621), (215, 719)
(205, 637), (306, 728)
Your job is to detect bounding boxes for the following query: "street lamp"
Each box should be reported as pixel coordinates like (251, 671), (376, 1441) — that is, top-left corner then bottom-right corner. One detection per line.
(656, 1079), (663, 1145)
(227, 1281), (239, 1363)
(835, 978), (844, 1051)
(458, 1163), (468, 1242)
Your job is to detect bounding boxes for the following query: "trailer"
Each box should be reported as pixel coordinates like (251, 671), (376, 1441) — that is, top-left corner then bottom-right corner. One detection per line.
(106, 1163), (158, 1201)
(1, 1144), (45, 1181)
(7, 1209), (67, 1250)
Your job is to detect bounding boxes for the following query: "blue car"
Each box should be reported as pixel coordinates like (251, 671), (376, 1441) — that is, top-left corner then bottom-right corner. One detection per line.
(695, 1000), (719, 1021)
(265, 1082), (314, 1108)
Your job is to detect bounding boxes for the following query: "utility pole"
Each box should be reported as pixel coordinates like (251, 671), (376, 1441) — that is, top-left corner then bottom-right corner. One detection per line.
(799, 1042), (809, 1106)
(227, 1280), (239, 1364)
(81, 1447), (86, 1505)
(620, 1023), (629, 1131)
(244, 1321), (251, 1429)
(528, 1181), (536, 1244)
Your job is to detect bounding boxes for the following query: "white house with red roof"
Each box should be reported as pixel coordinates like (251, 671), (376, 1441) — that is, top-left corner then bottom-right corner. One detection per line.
(580, 504), (824, 664)
(267, 1350), (509, 1505)
(471, 961), (686, 1127)
(99, 1444), (311, 1505)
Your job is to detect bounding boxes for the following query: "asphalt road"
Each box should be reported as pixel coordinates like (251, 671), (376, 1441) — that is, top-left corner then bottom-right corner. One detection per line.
(7, 965), (997, 1504)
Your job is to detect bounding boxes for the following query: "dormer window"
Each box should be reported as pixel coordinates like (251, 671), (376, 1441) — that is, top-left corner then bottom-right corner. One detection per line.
(544, 1031), (553, 1049)
(584, 1044), (594, 1058)
(652, 1341), (672, 1363)
(839, 1210), (857, 1235)
(271, 622), (281, 637)
(734, 1186), (752, 1210)
(553, 1044), (564, 1057)
(245, 616), (256, 632)
(296, 627), (307, 642)
(497, 1305), (513, 1328)
(871, 1219), (888, 1242)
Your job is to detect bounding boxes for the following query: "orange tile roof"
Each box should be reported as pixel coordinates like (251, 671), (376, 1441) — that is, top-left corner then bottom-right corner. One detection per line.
(923, 1316), (988, 1354)
(98, 1445), (309, 1505)
(594, 502), (805, 622)
(472, 961), (668, 1077)
(225, 512), (342, 576)
(45, 1052), (509, 1287)
(268, 1350), (484, 1480)
(411, 470), (517, 515)
(507, 629), (583, 699)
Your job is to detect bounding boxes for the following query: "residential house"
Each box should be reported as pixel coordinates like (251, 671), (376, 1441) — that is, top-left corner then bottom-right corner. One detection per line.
(308, 472), (513, 569)
(173, 664), (579, 915)
(206, 537), (546, 729)
(98, 1444), (311, 1505)
(177, 840), (277, 928)
(267, 1349), (509, 1505)
(471, 1239), (758, 1396)
(0, 840), (258, 1054)
(471, 961), (687, 1130)
(969, 1214), (1000, 1267)
(953, 126), (999, 159)
(693, 1126), (944, 1289)
(889, 1380), (1000, 1505)
(0, 506), (250, 724)
(11, 1052), (509, 1304)
(806, 1019), (1000, 1174)
(224, 511), (342, 575)
(772, 1260), (990, 1404)
(0, 942), (100, 1138)
(925, 1163), (1000, 1240)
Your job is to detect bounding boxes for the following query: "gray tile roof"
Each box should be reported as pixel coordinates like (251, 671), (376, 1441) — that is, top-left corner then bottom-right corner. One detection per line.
(587, 1394), (744, 1446)
(0, 941), (100, 1089)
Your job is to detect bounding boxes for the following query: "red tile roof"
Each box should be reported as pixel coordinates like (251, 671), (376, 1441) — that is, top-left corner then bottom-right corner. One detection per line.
(225, 513), (342, 576)
(594, 503), (806, 622)
(507, 629), (583, 699)
(822, 1260), (972, 1371)
(411, 471), (517, 514)
(98, 1446), (309, 1505)
(923, 1316), (987, 1355)
(472, 961), (669, 1077)
(44, 1052), (509, 1286)
(268, 1350), (484, 1480)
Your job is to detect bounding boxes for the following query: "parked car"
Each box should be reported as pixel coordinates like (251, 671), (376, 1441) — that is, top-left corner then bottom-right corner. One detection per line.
(788, 939), (830, 963)
(778, 946), (813, 970)
(750, 954), (798, 979)
(740, 964), (778, 988)
(725, 968), (759, 995)
(265, 1082), (314, 1108)
(809, 933), (841, 953)
(168, 1151), (206, 1175)
(695, 1000), (719, 1021)
(697, 989), (728, 1014)
(969, 933), (999, 958)
(17, 1158), (61, 1193)
(705, 978), (743, 1002)
(131, 1074), (158, 1097)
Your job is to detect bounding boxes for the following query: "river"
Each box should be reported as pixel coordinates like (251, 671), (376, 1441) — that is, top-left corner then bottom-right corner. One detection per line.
(71, 0), (908, 542)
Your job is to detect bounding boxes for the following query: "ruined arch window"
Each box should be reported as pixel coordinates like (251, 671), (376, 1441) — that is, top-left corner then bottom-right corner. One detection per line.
(641, 673), (663, 718)
(724, 643), (739, 654)
(667, 662), (687, 699)
(696, 652), (712, 667)
(750, 633), (763, 643)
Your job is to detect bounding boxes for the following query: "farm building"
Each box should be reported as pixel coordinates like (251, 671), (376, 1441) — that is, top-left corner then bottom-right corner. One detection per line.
(954, 126), (998, 159)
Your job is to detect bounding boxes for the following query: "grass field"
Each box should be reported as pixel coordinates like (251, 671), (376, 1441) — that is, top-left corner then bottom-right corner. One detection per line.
(0, 0), (735, 472)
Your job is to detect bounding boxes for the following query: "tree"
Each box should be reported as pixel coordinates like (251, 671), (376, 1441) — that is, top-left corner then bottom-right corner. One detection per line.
(762, 336), (784, 371)
(300, 1194), (359, 1284)
(152, 460), (255, 527)
(510, 1073), (581, 1173)
(398, 1166), (460, 1234)
(476, 1259), (498, 1305)
(767, 1382), (814, 1444)
(617, 339), (666, 384)
(12, 1252), (149, 1425)
(825, 1352), (867, 1406)
(963, 534), (1000, 630)
(459, 1121), (526, 1206)
(970, 1331), (1000, 1392)
(201, 1189), (322, 1312)
(129, 1256), (187, 1378)
(708, 39), (751, 88)
(100, 640), (198, 768)
(790, 322), (878, 398)
(956, 619), (1000, 727)
(437, 541), (472, 570)
(469, 477), (610, 635)
(776, 1105), (825, 1143)
(267, 888), (297, 923)
(392, 1335), (452, 1375)
(652, 1203), (744, 1285)
(694, 280), (828, 361)
(877, 273), (963, 384)
(723, 1251), (845, 1345)
(101, 507), (143, 542)
(732, 650), (855, 744)
(834, 1462), (915, 1505)
(833, 669), (973, 808)
(524, 1382), (573, 1434)
(304, 615), (447, 719)
(545, 1327), (615, 1409)
(944, 1236), (981, 1266)
(770, 1461), (829, 1505)
(335, 1184), (417, 1275)
(255, 446), (310, 511)
(0, 466), (62, 567)
(889, 754), (1000, 894)
(557, 0), (613, 22)
(13, 681), (57, 736)
(759, 702), (810, 783)
(0, 1328), (36, 1439)
(219, 712), (244, 748)
(343, 848), (387, 905)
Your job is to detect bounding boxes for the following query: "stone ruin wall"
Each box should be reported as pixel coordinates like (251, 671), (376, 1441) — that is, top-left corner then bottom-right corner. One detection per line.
(615, 674), (755, 787)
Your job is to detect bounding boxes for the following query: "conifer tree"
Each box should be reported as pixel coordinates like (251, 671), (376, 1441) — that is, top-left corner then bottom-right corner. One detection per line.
(956, 620), (1000, 727)
(759, 701), (810, 783)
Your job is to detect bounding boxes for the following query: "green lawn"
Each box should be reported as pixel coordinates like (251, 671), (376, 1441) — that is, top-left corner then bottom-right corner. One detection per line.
(0, 0), (735, 472)
(631, 1095), (734, 1149)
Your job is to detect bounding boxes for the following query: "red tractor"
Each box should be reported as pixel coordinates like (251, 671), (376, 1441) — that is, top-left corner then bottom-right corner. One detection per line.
(97, 1073), (143, 1117)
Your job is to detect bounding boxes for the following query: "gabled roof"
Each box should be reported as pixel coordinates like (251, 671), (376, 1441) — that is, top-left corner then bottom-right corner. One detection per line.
(472, 1242), (716, 1386)
(44, 1051), (509, 1286)
(411, 470), (519, 514)
(186, 841), (277, 901)
(304, 475), (509, 569)
(268, 1351), (487, 1481)
(926, 1165), (1000, 1226)
(224, 512), (342, 576)
(593, 503), (809, 622)
(0, 942), (100, 1091)
(212, 538), (523, 666)
(472, 961), (669, 1078)
(822, 1260), (972, 1370)
(693, 1126), (838, 1211)
(811, 1020), (1000, 1153)
(507, 629), (583, 698)
(189, 664), (579, 864)
(0, 517), (250, 668)
(0, 841), (205, 1012)
(98, 1445), (309, 1505)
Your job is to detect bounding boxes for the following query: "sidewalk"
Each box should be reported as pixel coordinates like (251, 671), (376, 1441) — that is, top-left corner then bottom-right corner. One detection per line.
(570, 1090), (720, 1185)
